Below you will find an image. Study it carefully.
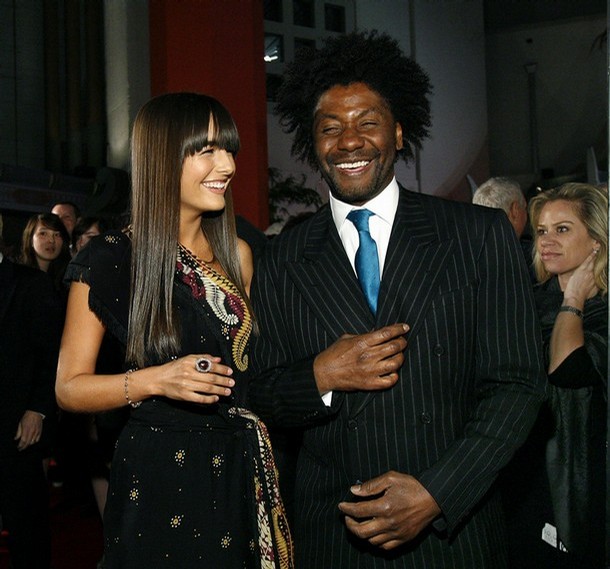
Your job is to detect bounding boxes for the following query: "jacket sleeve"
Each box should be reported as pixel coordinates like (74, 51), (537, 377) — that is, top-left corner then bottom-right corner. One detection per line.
(249, 250), (337, 428)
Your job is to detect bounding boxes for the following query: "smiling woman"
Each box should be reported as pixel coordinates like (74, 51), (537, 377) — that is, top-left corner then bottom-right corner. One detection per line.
(55, 93), (294, 568)
(179, 142), (235, 222)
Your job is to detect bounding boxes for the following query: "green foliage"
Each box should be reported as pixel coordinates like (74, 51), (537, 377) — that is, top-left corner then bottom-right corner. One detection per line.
(268, 167), (322, 223)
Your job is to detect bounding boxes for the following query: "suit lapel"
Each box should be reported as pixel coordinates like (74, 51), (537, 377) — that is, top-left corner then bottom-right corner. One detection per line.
(283, 193), (454, 420)
(378, 189), (454, 331)
(286, 208), (375, 337)
(349, 189), (454, 418)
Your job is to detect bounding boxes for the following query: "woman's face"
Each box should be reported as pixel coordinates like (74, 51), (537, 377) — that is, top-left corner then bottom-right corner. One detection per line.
(32, 222), (64, 268)
(180, 122), (236, 219)
(535, 199), (599, 285)
(75, 222), (100, 252)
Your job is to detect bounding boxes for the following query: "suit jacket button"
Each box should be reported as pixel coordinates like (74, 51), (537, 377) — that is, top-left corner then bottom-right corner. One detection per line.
(433, 345), (444, 356)
(348, 419), (358, 430)
(420, 412), (432, 424)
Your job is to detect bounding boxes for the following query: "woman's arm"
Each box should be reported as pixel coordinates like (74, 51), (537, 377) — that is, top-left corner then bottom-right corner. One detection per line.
(56, 281), (236, 412)
(548, 250), (598, 374)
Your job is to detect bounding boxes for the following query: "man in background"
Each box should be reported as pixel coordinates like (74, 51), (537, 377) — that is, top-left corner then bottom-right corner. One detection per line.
(51, 201), (80, 238)
(472, 177), (535, 279)
(472, 177), (528, 237)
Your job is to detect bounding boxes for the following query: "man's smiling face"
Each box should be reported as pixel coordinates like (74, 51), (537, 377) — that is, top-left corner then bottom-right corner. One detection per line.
(313, 82), (403, 205)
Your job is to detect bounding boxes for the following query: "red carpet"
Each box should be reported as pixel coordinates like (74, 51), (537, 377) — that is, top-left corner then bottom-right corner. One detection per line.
(0, 484), (103, 569)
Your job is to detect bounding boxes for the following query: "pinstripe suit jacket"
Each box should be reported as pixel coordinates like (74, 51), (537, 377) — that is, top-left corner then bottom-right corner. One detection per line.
(250, 187), (546, 568)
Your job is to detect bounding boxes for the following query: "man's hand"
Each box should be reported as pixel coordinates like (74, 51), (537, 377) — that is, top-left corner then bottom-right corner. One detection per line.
(338, 471), (442, 550)
(15, 410), (44, 451)
(313, 323), (408, 394)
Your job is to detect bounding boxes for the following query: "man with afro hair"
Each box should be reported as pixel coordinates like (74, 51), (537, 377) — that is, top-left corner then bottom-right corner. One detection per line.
(250, 30), (545, 568)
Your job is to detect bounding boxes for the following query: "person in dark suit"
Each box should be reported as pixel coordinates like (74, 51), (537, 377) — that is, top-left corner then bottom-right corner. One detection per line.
(249, 31), (546, 568)
(0, 217), (62, 569)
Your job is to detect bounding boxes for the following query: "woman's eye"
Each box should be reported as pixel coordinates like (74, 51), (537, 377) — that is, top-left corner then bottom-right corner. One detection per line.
(557, 226), (568, 233)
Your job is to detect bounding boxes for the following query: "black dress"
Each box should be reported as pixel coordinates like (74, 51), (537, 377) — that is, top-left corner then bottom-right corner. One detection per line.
(65, 231), (293, 569)
(503, 277), (607, 568)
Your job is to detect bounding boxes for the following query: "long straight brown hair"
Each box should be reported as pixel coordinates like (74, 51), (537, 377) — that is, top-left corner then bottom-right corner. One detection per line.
(127, 92), (246, 368)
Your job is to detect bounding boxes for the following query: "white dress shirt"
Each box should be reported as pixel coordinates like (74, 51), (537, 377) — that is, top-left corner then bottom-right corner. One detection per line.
(330, 177), (399, 279)
(321, 178), (400, 405)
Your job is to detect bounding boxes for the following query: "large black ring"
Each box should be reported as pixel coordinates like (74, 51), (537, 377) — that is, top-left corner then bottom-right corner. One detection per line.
(195, 357), (212, 373)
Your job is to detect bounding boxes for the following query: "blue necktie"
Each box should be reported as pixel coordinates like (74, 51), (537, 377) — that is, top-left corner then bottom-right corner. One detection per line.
(347, 209), (380, 314)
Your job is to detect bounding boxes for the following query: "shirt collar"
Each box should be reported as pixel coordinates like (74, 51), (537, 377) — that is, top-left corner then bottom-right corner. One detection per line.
(330, 177), (399, 232)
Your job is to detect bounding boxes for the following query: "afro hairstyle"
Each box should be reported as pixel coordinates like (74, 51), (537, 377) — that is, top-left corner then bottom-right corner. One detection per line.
(274, 30), (432, 170)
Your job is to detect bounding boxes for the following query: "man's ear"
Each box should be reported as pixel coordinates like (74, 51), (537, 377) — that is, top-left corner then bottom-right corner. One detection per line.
(395, 123), (403, 151)
(508, 200), (520, 222)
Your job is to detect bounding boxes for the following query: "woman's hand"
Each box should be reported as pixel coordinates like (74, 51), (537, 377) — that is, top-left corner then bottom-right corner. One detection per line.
(15, 410), (44, 451)
(563, 249), (599, 308)
(151, 355), (235, 404)
(549, 249), (598, 373)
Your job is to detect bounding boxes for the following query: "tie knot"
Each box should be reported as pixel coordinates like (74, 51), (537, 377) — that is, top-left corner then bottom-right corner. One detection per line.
(347, 209), (374, 232)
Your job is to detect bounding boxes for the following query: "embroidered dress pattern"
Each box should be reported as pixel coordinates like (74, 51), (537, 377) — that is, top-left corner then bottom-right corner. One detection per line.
(177, 244), (293, 568)
(230, 407), (294, 569)
(177, 244), (252, 372)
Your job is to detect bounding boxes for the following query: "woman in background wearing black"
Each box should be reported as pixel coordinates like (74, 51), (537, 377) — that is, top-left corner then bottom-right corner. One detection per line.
(506, 183), (607, 568)
(20, 212), (71, 297)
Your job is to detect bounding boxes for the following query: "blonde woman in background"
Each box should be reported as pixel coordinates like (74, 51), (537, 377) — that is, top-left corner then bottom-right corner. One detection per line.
(505, 183), (607, 568)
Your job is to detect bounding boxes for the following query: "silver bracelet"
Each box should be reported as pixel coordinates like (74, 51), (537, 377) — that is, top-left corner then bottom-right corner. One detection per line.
(558, 305), (583, 319)
(124, 369), (142, 408)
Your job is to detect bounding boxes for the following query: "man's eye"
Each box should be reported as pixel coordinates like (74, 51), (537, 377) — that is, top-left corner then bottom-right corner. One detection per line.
(321, 126), (340, 135)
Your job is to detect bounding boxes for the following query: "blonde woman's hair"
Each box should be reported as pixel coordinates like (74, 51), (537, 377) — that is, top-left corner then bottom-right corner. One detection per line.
(529, 183), (608, 294)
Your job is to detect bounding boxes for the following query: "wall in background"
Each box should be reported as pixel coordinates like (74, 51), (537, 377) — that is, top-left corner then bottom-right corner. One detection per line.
(486, 14), (607, 188)
(0, 1), (607, 230)
(412, 0), (488, 200)
(265, 0), (489, 203)
(0, 1), (45, 168)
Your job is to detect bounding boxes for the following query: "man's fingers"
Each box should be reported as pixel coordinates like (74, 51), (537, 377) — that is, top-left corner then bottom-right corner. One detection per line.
(364, 324), (409, 347)
(351, 473), (393, 497)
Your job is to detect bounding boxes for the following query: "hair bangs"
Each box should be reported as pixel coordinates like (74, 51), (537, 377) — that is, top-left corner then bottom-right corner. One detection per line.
(182, 99), (240, 158)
